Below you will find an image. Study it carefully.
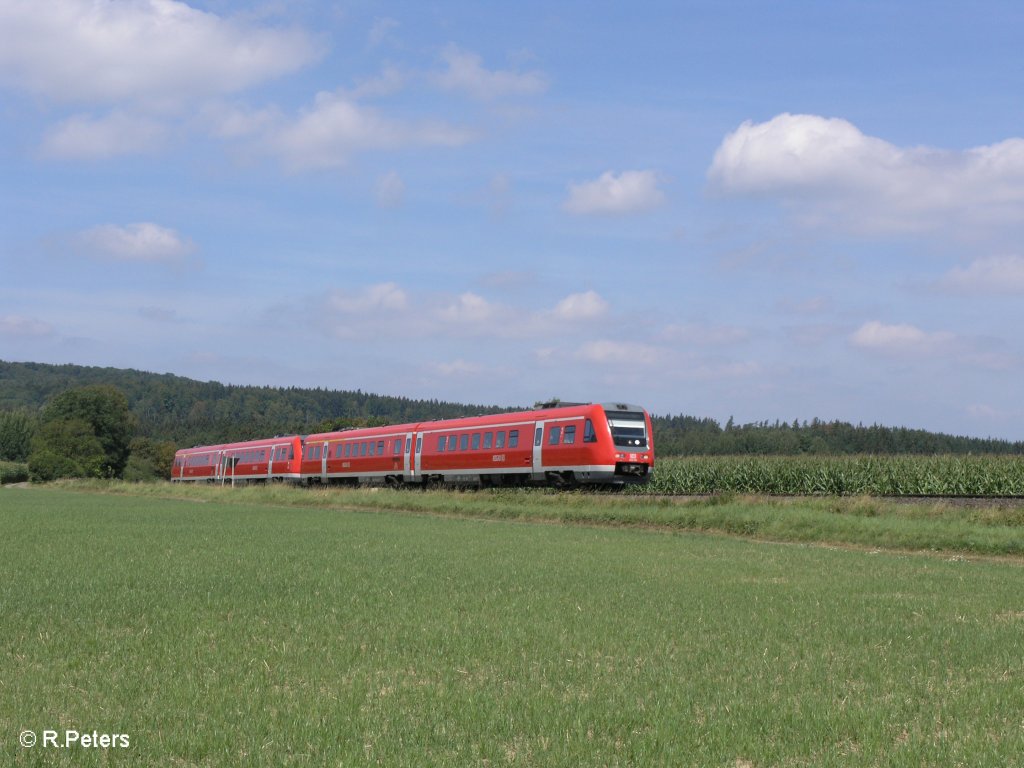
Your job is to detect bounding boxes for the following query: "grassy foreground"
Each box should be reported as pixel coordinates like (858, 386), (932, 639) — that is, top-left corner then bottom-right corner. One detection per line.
(68, 479), (1024, 557)
(2, 486), (1023, 766)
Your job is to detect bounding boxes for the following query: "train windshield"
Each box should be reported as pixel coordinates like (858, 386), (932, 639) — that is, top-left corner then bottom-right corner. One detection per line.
(606, 410), (648, 449)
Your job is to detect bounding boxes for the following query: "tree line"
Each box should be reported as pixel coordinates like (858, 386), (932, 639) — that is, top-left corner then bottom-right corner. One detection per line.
(1, 360), (1021, 482)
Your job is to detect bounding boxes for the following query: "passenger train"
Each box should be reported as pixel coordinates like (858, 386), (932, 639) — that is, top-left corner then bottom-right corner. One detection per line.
(172, 402), (653, 488)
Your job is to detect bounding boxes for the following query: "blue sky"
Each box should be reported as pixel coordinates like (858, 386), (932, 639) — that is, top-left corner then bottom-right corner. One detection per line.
(2, 1), (1023, 439)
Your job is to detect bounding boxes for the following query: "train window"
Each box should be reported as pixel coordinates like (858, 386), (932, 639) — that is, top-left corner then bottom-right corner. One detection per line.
(406, 437), (412, 453)
(393, 439), (402, 455)
(448, 435), (457, 451)
(460, 434), (469, 451)
(344, 443), (351, 458)
(368, 441), (376, 457)
(289, 446), (295, 460)
(508, 430), (519, 448)
(416, 436), (422, 453)
(564, 425), (576, 444)
(534, 427), (543, 447)
(583, 419), (597, 443)
(483, 432), (493, 449)
(549, 426), (561, 445)
(361, 442), (368, 457)
(438, 436), (446, 452)
(377, 441), (385, 456)
(472, 433), (481, 450)
(496, 431), (505, 449)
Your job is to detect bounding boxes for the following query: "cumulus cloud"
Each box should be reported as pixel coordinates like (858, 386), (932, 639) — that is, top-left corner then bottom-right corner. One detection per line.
(708, 113), (1024, 234)
(41, 110), (168, 159)
(438, 293), (496, 324)
(367, 17), (399, 48)
(662, 322), (750, 346)
(933, 255), (1024, 295)
(317, 283), (618, 344)
(849, 321), (954, 354)
(0, 0), (318, 106)
(564, 170), (665, 215)
(552, 291), (609, 321)
(433, 45), (547, 100)
(75, 223), (195, 263)
(432, 359), (485, 377)
(851, 320), (1017, 372)
(576, 340), (660, 365)
(0, 314), (53, 338)
(262, 90), (472, 171)
(328, 283), (408, 314)
(375, 171), (406, 208)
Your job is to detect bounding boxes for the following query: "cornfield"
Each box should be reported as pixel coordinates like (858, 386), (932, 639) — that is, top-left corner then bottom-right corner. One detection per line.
(641, 455), (1024, 497)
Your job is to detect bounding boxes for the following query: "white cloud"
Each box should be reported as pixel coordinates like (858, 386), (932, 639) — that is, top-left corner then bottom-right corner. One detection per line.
(433, 45), (547, 100)
(708, 113), (1024, 234)
(662, 323), (749, 346)
(564, 170), (665, 215)
(375, 171), (406, 208)
(263, 90), (472, 171)
(75, 223), (195, 263)
(431, 359), (485, 377)
(849, 321), (954, 354)
(41, 110), (168, 159)
(0, 0), (318, 106)
(934, 255), (1024, 295)
(350, 66), (406, 99)
(0, 315), (53, 338)
(552, 291), (608, 321)
(202, 102), (281, 140)
(367, 17), (399, 48)
(328, 283), (408, 314)
(576, 340), (660, 365)
(438, 293), (496, 324)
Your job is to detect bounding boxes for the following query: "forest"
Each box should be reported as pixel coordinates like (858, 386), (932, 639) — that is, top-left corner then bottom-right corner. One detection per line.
(1, 360), (1021, 483)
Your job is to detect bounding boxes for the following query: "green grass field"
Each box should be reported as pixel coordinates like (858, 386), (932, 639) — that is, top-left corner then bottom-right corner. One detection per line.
(2, 486), (1023, 766)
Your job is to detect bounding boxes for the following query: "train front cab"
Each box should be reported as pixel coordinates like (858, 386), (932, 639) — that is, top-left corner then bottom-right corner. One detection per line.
(532, 403), (653, 487)
(602, 403), (654, 483)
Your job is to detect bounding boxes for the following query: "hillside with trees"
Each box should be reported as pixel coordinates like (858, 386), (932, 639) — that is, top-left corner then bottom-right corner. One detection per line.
(1, 360), (1021, 483)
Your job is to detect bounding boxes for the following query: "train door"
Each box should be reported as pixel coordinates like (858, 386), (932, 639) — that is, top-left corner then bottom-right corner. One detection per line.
(320, 441), (329, 483)
(403, 432), (414, 480)
(532, 421), (545, 477)
(414, 433), (423, 479)
(214, 451), (224, 483)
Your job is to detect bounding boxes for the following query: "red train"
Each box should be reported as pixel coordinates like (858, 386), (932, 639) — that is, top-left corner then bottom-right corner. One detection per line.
(172, 402), (654, 488)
